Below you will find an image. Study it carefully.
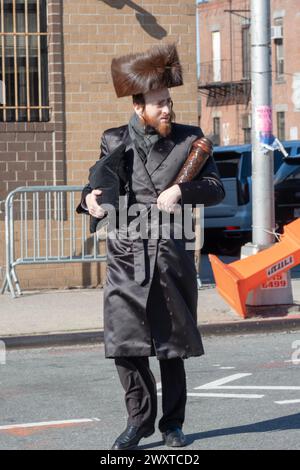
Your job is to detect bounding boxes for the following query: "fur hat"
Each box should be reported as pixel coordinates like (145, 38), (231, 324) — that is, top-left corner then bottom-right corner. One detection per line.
(111, 43), (183, 98)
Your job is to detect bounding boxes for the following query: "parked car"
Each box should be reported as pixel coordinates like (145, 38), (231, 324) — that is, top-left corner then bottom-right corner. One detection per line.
(203, 140), (300, 255)
(274, 156), (300, 233)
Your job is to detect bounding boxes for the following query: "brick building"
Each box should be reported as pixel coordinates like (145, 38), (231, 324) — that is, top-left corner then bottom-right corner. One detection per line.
(0, 0), (199, 290)
(198, 0), (300, 146)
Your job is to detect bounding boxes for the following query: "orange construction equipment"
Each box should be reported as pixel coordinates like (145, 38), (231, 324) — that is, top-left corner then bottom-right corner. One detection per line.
(209, 218), (300, 318)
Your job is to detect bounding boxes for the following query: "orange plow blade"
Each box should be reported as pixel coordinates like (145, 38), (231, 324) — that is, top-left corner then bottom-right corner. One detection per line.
(209, 219), (300, 318)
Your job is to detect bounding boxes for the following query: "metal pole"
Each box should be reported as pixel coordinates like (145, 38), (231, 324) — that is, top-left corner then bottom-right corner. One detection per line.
(242, 0), (293, 309)
(251, 0), (274, 246)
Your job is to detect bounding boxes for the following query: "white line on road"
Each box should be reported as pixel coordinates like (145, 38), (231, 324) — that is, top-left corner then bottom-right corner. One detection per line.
(0, 418), (100, 431)
(187, 393), (264, 399)
(195, 373), (300, 391)
(274, 399), (300, 404)
(195, 373), (252, 389)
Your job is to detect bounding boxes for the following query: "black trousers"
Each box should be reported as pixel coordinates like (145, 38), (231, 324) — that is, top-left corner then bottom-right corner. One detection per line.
(115, 356), (186, 433)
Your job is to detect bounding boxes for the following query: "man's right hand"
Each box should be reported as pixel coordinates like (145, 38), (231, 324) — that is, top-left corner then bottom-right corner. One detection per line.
(85, 189), (106, 218)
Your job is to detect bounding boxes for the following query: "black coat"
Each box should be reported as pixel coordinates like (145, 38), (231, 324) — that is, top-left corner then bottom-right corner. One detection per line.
(78, 123), (225, 359)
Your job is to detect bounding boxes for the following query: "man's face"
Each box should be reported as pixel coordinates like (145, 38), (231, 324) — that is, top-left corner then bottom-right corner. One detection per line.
(135, 88), (173, 137)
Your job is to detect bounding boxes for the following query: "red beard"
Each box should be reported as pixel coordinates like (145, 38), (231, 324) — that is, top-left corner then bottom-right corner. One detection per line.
(142, 112), (172, 137)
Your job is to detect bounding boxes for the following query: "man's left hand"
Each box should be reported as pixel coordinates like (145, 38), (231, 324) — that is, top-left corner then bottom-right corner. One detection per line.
(157, 184), (182, 213)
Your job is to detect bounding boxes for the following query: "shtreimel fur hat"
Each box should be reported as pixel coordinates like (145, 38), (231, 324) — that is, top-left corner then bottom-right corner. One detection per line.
(111, 43), (183, 98)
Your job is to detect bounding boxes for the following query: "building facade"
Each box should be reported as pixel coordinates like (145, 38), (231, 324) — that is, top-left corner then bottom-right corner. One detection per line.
(198, 0), (300, 146)
(0, 0), (199, 290)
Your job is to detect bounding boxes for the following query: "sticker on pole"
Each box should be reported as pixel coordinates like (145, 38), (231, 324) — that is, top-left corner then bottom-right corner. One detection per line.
(256, 105), (273, 145)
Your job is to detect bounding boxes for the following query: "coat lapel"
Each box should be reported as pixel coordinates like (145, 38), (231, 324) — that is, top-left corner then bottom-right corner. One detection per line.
(146, 137), (176, 176)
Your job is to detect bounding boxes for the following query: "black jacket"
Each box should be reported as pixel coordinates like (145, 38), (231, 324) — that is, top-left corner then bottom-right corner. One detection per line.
(78, 123), (225, 359)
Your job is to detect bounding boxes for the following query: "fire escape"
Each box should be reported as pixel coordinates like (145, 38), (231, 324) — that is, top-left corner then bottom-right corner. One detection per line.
(198, 6), (251, 108)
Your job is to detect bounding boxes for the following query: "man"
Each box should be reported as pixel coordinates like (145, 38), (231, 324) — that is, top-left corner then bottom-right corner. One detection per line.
(78, 43), (225, 450)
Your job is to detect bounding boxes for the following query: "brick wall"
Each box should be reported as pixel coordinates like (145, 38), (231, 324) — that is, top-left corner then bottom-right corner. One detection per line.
(0, 0), (66, 290)
(198, 0), (251, 145)
(198, 0), (300, 145)
(63, 0), (199, 185)
(1, 0), (199, 291)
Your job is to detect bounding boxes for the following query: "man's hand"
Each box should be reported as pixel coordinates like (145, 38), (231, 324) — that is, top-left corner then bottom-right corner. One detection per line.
(86, 189), (106, 218)
(156, 184), (182, 213)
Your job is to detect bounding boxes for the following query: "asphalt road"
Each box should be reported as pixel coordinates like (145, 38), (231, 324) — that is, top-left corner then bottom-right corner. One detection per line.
(0, 331), (300, 450)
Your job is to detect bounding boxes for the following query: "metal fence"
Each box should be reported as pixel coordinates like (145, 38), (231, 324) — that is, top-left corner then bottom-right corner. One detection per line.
(0, 186), (107, 298)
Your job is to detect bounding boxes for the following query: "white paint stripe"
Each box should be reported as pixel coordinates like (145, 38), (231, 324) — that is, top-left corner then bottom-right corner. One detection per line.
(275, 399), (300, 404)
(195, 373), (300, 390)
(158, 392), (263, 399)
(0, 418), (100, 431)
(220, 367), (236, 370)
(156, 382), (162, 391)
(202, 385), (300, 390)
(195, 373), (252, 389)
(187, 393), (264, 399)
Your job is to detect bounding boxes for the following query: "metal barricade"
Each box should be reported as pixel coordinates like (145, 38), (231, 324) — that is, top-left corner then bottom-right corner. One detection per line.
(0, 186), (107, 298)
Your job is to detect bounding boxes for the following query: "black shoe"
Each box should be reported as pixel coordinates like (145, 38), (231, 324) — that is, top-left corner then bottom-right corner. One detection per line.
(111, 424), (155, 450)
(162, 427), (187, 447)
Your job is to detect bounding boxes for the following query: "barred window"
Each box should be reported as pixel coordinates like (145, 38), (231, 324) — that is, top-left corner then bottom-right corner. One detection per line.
(0, 0), (49, 122)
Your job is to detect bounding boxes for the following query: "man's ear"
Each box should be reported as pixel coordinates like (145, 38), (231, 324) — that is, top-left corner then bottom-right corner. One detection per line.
(133, 103), (144, 119)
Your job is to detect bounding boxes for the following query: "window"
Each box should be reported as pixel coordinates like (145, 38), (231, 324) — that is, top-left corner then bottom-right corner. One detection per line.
(243, 128), (251, 144)
(286, 169), (300, 181)
(212, 31), (221, 82)
(213, 152), (240, 178)
(0, 0), (49, 122)
(241, 113), (251, 144)
(274, 18), (284, 81)
(277, 111), (286, 141)
(242, 24), (251, 80)
(213, 116), (220, 145)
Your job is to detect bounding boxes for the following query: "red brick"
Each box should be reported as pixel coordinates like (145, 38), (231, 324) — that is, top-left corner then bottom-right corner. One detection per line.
(26, 142), (45, 152)
(17, 152), (36, 161)
(36, 152), (53, 161)
(7, 142), (26, 152)
(16, 133), (35, 142)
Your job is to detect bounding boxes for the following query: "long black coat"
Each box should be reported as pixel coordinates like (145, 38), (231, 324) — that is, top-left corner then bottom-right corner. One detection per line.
(78, 123), (225, 359)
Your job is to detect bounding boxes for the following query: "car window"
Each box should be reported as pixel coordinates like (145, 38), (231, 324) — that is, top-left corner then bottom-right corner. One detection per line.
(274, 150), (285, 173)
(213, 152), (241, 178)
(285, 167), (300, 180)
(213, 145), (298, 180)
(274, 163), (300, 185)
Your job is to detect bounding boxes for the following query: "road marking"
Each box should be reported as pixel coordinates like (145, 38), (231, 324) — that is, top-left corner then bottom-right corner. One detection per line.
(284, 360), (300, 364)
(187, 393), (264, 399)
(219, 367), (236, 370)
(195, 373), (300, 391)
(274, 399), (300, 405)
(156, 382), (162, 391)
(195, 373), (252, 389)
(0, 418), (100, 437)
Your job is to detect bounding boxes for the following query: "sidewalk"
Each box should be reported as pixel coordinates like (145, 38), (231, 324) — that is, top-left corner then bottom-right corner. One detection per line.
(1, 279), (300, 349)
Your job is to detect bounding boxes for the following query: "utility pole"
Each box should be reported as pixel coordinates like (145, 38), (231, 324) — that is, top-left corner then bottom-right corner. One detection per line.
(242, 0), (293, 307)
(251, 0), (274, 247)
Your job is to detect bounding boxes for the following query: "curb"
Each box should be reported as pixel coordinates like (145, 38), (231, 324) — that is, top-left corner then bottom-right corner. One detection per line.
(2, 317), (300, 350)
